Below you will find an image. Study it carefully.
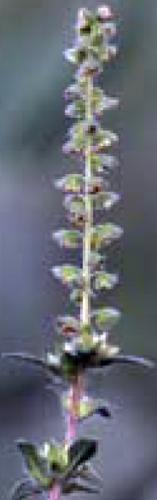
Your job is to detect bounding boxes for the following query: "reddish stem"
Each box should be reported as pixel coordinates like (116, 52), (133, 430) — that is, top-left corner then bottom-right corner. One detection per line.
(48, 483), (61, 500)
(48, 376), (84, 500)
(66, 374), (85, 445)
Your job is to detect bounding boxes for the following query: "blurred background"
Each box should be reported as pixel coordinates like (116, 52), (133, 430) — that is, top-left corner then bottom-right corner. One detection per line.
(0, 0), (157, 498)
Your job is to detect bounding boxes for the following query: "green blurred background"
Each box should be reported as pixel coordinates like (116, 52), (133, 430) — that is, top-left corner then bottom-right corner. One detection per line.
(0, 0), (157, 498)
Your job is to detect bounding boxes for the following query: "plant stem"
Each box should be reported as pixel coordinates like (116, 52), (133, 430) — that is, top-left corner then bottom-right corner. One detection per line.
(49, 68), (93, 500)
(81, 75), (93, 328)
(66, 374), (85, 444)
(49, 483), (61, 500)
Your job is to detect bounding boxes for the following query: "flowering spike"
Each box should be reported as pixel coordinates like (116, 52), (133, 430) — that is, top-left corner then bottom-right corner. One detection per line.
(4, 7), (155, 500)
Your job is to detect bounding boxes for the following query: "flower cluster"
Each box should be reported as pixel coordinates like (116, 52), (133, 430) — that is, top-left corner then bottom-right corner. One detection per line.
(3, 6), (154, 500)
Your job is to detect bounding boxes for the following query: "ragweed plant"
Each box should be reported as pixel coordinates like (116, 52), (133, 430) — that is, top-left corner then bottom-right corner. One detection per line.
(3, 5), (154, 500)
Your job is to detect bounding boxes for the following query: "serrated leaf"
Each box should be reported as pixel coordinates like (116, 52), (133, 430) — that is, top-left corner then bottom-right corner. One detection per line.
(92, 307), (121, 330)
(53, 229), (82, 249)
(94, 271), (118, 290)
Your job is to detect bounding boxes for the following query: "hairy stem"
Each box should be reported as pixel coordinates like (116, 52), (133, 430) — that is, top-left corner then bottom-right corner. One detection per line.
(66, 375), (84, 444)
(81, 75), (93, 327)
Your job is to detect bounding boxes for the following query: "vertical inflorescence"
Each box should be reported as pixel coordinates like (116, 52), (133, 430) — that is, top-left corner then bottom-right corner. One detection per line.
(5, 6), (154, 500)
(59, 4), (121, 451)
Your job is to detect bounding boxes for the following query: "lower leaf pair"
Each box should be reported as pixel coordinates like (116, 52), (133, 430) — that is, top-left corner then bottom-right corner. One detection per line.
(10, 438), (98, 499)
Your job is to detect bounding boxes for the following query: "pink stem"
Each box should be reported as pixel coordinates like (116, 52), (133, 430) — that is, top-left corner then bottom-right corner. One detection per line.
(48, 376), (84, 500)
(66, 374), (85, 445)
(48, 483), (61, 500)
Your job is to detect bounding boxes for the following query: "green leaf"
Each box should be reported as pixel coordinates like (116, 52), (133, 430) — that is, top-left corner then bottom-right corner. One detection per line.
(66, 439), (97, 478)
(94, 271), (118, 290)
(93, 191), (120, 210)
(64, 194), (85, 216)
(16, 441), (51, 489)
(93, 128), (119, 152)
(65, 100), (86, 119)
(55, 174), (84, 193)
(91, 223), (123, 249)
(52, 265), (82, 287)
(92, 307), (121, 330)
(91, 88), (119, 114)
(61, 351), (78, 379)
(53, 229), (82, 249)
(90, 153), (118, 174)
(44, 443), (68, 473)
(68, 121), (86, 151)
